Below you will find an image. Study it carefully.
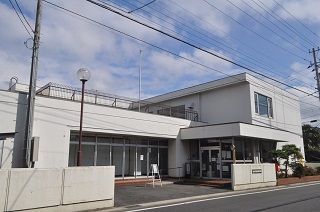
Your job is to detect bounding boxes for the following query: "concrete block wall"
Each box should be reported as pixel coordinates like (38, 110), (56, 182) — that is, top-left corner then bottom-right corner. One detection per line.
(0, 166), (115, 211)
(232, 164), (276, 191)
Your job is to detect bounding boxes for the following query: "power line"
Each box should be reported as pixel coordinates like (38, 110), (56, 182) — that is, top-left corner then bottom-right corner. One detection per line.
(273, 0), (320, 40)
(253, 0), (317, 47)
(202, 0), (308, 61)
(239, 0), (313, 49)
(164, 0), (315, 90)
(42, 0), (320, 114)
(14, 0), (34, 33)
(125, 0), (313, 87)
(226, 0), (308, 53)
(84, 0), (316, 98)
(116, 0), (299, 84)
(128, 0), (155, 13)
(8, 0), (33, 38)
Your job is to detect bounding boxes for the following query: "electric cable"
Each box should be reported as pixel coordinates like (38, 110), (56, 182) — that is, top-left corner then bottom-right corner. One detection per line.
(202, 0), (308, 61)
(273, 0), (320, 41)
(84, 0), (316, 97)
(41, 0), (320, 118)
(227, 0), (308, 53)
(8, 0), (33, 39)
(252, 0), (317, 47)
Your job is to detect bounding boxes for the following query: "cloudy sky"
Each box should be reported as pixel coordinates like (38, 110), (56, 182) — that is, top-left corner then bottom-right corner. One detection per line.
(1, 0), (320, 123)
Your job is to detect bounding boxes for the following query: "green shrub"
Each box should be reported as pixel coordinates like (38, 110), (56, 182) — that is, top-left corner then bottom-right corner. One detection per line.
(304, 166), (316, 176)
(292, 163), (304, 178)
(316, 167), (320, 175)
(276, 172), (285, 179)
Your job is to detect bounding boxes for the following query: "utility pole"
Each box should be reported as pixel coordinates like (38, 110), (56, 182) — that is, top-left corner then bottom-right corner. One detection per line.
(309, 47), (320, 100)
(24, 0), (42, 168)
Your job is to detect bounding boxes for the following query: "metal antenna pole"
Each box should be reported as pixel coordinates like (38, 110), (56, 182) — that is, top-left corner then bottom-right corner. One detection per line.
(24, 0), (42, 168)
(139, 50), (142, 111)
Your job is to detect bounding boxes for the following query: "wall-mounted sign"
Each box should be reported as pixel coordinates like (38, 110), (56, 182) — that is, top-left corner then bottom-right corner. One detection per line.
(252, 169), (262, 174)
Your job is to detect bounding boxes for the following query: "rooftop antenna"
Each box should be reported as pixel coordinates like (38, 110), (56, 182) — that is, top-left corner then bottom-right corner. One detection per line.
(139, 50), (142, 111)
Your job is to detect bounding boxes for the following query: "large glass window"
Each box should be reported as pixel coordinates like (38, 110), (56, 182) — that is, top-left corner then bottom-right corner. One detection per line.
(260, 140), (277, 163)
(254, 92), (273, 118)
(68, 134), (168, 178)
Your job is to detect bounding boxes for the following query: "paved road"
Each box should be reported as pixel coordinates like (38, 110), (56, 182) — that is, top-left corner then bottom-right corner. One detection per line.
(124, 182), (320, 212)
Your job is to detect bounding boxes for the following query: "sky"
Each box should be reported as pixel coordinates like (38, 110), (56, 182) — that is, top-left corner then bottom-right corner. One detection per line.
(1, 0), (320, 124)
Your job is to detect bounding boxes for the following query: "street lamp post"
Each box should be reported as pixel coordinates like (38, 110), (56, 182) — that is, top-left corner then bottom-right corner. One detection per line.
(77, 68), (91, 166)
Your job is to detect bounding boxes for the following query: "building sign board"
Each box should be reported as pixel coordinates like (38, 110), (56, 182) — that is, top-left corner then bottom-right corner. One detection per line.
(252, 169), (262, 174)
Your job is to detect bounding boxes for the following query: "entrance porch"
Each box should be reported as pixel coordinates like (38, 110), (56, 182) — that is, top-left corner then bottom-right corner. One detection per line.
(181, 122), (293, 179)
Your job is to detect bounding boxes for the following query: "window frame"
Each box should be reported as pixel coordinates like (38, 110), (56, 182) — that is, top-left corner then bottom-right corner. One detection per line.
(254, 92), (273, 118)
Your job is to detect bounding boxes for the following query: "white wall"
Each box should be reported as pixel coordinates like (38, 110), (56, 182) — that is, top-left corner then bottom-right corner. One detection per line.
(0, 90), (193, 168)
(248, 76), (304, 158)
(0, 167), (115, 211)
(143, 82), (252, 125)
(0, 138), (14, 169)
(0, 91), (27, 168)
(232, 163), (276, 190)
(168, 134), (189, 177)
(200, 83), (252, 124)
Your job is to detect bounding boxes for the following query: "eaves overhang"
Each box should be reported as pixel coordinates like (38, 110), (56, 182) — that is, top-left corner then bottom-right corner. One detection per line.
(180, 122), (299, 142)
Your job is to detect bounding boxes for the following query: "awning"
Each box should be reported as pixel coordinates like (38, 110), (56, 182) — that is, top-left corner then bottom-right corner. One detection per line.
(180, 122), (299, 142)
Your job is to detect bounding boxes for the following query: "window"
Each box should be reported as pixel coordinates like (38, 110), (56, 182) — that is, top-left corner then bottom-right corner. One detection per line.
(157, 105), (185, 119)
(254, 92), (273, 118)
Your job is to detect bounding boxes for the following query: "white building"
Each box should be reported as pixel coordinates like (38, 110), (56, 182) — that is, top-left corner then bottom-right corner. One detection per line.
(0, 73), (304, 179)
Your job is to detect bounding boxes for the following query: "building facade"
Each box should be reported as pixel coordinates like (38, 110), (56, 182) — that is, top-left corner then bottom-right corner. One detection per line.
(0, 73), (304, 179)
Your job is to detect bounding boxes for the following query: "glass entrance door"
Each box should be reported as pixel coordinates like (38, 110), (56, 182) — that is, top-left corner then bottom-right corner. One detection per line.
(201, 148), (220, 178)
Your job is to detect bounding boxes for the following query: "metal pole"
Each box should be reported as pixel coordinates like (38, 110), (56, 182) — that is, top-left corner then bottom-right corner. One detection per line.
(312, 48), (320, 100)
(77, 80), (86, 166)
(24, 0), (42, 168)
(139, 50), (142, 111)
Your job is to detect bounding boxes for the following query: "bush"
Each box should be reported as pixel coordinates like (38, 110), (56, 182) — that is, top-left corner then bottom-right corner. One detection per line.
(316, 167), (320, 175)
(292, 163), (304, 178)
(304, 166), (316, 176)
(276, 172), (285, 179)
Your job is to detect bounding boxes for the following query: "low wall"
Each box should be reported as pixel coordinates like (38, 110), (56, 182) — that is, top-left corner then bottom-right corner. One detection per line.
(0, 166), (115, 211)
(305, 162), (320, 170)
(232, 164), (276, 191)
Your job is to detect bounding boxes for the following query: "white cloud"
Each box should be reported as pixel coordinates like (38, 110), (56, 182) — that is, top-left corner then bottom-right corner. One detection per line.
(1, 0), (320, 124)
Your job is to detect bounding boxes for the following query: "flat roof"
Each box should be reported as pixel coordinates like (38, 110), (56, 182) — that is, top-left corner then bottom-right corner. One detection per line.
(180, 122), (299, 142)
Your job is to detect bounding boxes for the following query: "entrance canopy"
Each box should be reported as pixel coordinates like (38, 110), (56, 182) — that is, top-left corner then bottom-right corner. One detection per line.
(180, 122), (297, 142)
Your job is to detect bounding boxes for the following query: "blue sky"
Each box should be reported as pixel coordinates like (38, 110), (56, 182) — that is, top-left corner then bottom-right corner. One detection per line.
(1, 0), (320, 123)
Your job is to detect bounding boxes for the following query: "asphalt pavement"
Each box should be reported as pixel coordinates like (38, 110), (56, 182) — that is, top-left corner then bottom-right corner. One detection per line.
(105, 180), (320, 212)
(106, 179), (232, 211)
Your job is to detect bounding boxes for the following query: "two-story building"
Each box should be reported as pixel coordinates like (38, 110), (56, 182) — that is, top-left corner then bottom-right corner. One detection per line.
(0, 73), (304, 179)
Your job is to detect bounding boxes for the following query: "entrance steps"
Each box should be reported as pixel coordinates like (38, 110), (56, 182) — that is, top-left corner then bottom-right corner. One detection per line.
(175, 179), (231, 188)
(115, 177), (162, 186)
(115, 177), (231, 188)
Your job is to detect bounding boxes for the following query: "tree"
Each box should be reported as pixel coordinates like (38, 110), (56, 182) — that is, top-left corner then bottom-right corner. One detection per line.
(272, 144), (303, 178)
(302, 124), (320, 162)
(302, 124), (320, 150)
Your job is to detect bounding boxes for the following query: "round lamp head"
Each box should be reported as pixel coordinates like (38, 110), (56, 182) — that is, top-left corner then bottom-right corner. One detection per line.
(77, 68), (91, 82)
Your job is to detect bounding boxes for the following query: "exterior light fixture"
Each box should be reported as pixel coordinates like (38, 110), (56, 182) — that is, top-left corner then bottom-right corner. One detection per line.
(77, 68), (91, 166)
